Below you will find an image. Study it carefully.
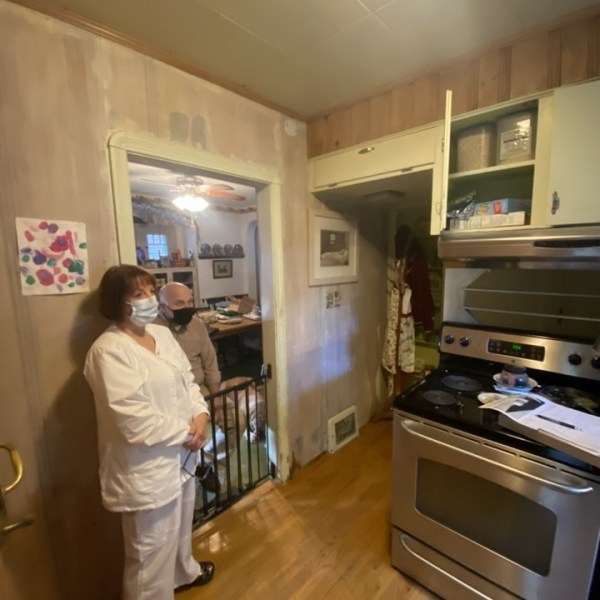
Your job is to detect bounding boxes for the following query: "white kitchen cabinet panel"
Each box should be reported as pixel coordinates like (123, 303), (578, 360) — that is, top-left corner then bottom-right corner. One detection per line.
(544, 79), (600, 226)
(309, 124), (439, 194)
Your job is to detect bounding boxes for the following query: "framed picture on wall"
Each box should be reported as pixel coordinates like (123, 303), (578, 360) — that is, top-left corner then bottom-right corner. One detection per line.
(308, 208), (359, 286)
(212, 259), (233, 279)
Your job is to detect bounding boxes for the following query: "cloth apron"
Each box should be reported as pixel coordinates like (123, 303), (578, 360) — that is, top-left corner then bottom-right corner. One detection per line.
(382, 259), (416, 397)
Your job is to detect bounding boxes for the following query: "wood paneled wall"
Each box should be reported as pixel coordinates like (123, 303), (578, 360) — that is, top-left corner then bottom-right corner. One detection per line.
(307, 10), (600, 158)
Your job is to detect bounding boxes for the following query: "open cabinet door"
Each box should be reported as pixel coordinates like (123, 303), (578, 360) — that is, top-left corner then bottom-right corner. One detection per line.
(430, 89), (452, 234)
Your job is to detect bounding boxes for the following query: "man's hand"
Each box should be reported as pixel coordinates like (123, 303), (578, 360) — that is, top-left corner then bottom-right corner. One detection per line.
(185, 413), (209, 451)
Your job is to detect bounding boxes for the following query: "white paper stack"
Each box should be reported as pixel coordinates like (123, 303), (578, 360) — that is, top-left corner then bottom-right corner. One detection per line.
(480, 393), (600, 468)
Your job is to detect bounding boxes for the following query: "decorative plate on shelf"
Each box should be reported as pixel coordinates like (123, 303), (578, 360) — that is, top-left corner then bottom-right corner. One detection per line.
(212, 243), (223, 256)
(200, 243), (211, 256)
(224, 244), (233, 256)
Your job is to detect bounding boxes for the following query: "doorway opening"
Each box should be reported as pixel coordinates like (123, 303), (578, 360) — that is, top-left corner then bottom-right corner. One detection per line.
(107, 129), (292, 492)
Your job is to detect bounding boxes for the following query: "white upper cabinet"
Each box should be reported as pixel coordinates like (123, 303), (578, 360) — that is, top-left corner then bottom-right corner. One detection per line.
(431, 79), (600, 235)
(431, 91), (545, 235)
(544, 79), (600, 226)
(309, 124), (441, 198)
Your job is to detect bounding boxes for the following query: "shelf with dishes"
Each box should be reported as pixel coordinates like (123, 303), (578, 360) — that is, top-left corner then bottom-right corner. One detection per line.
(197, 242), (245, 259)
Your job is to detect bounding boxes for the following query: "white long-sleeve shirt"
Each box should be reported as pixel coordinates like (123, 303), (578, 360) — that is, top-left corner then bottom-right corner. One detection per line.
(84, 324), (209, 512)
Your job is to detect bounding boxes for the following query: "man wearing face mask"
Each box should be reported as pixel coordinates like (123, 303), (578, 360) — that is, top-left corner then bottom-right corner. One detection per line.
(155, 283), (246, 509)
(155, 282), (221, 395)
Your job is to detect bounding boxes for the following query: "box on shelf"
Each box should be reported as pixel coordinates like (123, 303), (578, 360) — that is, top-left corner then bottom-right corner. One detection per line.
(449, 211), (528, 230)
(473, 197), (531, 216)
(496, 110), (536, 164)
(455, 122), (496, 172)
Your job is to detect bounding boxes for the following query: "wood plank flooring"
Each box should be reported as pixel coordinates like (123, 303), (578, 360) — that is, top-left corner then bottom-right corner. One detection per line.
(186, 419), (439, 599)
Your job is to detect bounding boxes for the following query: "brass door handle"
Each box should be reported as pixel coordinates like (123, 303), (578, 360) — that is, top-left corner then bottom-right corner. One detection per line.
(0, 444), (34, 543)
(0, 444), (24, 493)
(1, 516), (34, 535)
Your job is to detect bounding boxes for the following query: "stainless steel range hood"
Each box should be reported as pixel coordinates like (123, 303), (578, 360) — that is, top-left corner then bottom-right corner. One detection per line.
(438, 225), (600, 265)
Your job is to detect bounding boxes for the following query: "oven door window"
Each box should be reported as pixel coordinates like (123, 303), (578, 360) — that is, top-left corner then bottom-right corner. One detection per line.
(416, 458), (556, 575)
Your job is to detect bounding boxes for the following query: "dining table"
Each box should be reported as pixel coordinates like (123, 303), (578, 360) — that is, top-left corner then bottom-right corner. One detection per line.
(209, 318), (262, 340)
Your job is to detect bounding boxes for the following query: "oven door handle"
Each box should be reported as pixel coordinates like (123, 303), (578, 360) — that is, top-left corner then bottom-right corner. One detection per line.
(402, 419), (594, 495)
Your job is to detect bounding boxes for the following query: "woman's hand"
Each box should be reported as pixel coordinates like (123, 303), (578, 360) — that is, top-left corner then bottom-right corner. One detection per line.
(185, 413), (209, 451)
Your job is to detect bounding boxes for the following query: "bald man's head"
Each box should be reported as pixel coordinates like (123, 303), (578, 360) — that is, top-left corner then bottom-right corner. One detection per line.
(158, 282), (198, 326)
(159, 282), (193, 308)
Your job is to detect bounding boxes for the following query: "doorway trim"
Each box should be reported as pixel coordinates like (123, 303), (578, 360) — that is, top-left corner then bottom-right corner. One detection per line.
(107, 130), (291, 481)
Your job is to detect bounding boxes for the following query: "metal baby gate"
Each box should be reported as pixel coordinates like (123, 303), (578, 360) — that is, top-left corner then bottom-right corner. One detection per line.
(193, 367), (273, 528)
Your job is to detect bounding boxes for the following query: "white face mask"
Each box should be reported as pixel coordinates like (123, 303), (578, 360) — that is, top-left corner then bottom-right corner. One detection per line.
(128, 295), (159, 327)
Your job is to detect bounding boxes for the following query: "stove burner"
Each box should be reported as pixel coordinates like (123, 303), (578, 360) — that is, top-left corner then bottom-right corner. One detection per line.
(441, 375), (483, 393)
(537, 385), (600, 416)
(423, 390), (458, 406)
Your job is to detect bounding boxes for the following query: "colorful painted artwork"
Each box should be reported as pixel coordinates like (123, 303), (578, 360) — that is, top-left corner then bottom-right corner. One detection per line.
(16, 218), (89, 295)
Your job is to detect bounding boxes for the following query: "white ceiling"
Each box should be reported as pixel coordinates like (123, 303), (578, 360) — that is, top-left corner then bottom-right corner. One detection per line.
(49, 0), (600, 118)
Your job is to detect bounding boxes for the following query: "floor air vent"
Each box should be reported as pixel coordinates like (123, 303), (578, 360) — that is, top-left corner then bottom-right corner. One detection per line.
(327, 406), (358, 453)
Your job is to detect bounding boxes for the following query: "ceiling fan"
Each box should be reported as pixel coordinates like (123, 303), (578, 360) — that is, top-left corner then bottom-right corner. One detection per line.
(141, 174), (247, 202)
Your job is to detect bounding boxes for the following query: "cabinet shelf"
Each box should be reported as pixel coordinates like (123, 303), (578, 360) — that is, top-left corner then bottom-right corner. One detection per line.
(197, 255), (244, 260)
(449, 160), (535, 182)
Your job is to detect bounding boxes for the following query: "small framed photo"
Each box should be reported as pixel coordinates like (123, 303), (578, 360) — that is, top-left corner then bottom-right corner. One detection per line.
(308, 209), (359, 286)
(212, 259), (233, 279)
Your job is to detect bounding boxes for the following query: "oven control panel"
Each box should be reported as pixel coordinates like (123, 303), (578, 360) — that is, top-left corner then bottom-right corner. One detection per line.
(487, 339), (545, 362)
(440, 323), (600, 380)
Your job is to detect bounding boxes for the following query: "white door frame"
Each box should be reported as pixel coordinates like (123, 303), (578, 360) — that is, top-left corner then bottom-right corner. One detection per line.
(106, 130), (290, 481)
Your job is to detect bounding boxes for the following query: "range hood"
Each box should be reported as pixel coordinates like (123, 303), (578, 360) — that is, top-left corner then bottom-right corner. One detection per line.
(438, 225), (600, 264)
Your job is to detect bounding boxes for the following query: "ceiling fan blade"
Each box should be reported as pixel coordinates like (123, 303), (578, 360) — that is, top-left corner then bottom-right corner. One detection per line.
(139, 177), (179, 188)
(205, 183), (235, 191)
(203, 189), (246, 201)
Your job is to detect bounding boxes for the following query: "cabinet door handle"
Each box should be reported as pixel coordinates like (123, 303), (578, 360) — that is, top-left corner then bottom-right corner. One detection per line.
(551, 191), (560, 215)
(358, 146), (375, 155)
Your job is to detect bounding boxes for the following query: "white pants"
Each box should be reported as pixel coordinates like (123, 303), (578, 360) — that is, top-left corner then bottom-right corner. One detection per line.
(121, 477), (201, 600)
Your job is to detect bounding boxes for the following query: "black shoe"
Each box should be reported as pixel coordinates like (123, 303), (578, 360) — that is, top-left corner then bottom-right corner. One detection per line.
(175, 561), (215, 592)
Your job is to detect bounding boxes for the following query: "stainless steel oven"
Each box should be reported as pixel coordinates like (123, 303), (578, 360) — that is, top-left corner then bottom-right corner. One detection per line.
(391, 323), (600, 600)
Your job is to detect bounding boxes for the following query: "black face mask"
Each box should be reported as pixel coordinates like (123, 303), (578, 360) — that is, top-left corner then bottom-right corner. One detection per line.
(170, 307), (197, 326)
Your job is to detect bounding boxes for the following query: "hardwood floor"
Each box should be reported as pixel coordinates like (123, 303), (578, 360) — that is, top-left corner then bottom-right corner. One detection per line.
(187, 419), (439, 599)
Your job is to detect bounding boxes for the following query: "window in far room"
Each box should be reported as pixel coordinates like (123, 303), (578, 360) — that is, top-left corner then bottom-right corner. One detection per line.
(146, 233), (168, 260)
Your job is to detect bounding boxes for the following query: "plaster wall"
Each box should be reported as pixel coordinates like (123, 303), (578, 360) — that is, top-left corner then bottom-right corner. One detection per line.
(0, 2), (388, 597)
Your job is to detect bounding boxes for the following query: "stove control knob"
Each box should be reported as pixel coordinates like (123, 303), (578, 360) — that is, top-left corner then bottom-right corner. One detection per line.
(568, 353), (582, 366)
(592, 356), (600, 370)
(459, 337), (470, 347)
(444, 335), (455, 345)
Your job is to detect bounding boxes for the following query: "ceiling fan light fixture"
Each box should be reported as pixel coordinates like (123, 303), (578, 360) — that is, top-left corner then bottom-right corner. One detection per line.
(172, 194), (209, 212)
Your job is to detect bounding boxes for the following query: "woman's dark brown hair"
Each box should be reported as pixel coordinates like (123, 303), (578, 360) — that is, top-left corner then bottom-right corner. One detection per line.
(98, 265), (156, 322)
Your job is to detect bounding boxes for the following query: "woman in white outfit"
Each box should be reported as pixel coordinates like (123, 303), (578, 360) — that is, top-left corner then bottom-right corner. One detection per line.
(84, 265), (215, 599)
